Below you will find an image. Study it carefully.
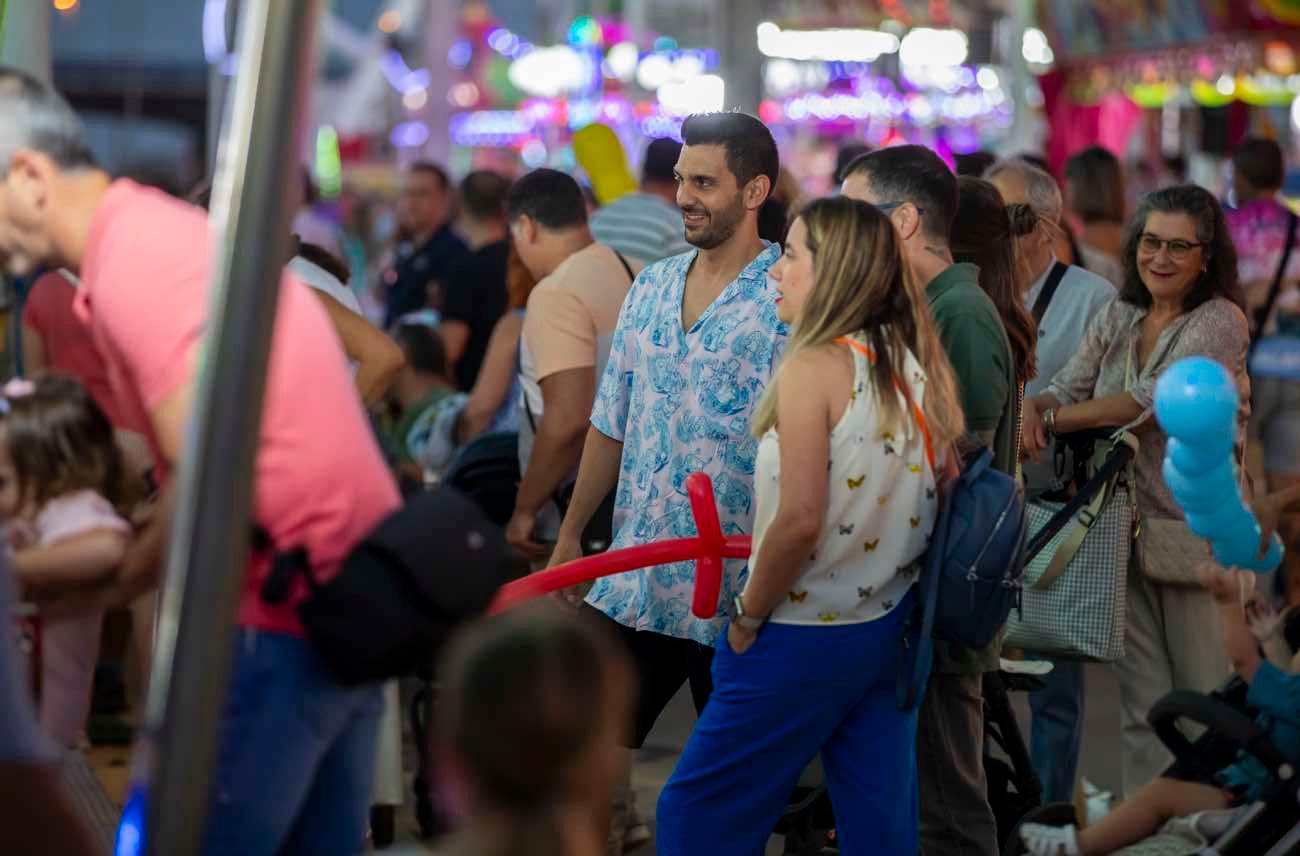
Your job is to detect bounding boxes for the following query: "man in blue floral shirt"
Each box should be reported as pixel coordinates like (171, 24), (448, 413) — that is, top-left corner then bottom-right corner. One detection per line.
(549, 112), (786, 747)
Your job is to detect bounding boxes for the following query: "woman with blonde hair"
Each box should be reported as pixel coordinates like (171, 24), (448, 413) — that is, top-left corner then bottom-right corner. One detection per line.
(656, 196), (964, 855)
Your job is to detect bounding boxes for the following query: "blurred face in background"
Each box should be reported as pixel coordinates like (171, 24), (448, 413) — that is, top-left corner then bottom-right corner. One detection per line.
(398, 168), (450, 239)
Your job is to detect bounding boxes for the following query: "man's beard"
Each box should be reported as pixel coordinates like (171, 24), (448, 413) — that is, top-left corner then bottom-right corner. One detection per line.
(683, 194), (745, 251)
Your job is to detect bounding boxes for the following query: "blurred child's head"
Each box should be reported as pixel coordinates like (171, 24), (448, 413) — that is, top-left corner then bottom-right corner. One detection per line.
(436, 604), (633, 847)
(0, 375), (125, 519)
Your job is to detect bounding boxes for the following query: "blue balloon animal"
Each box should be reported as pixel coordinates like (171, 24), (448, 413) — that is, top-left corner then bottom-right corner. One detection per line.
(1153, 357), (1283, 572)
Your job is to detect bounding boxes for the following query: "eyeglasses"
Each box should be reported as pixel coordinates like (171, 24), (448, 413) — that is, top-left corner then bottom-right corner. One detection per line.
(876, 201), (925, 217)
(1138, 233), (1203, 261)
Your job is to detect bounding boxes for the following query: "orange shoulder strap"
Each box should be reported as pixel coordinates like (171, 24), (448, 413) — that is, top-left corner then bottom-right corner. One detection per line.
(834, 336), (936, 472)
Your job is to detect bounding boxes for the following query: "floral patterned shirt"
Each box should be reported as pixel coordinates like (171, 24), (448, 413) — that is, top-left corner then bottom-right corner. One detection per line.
(586, 245), (786, 644)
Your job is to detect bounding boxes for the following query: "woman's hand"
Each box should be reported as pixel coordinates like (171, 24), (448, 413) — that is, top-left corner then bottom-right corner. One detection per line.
(1021, 398), (1050, 463)
(727, 621), (758, 655)
(1199, 562), (1252, 605)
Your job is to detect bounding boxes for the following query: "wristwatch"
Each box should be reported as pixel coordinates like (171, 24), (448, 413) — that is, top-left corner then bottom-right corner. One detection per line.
(1042, 406), (1057, 441)
(730, 593), (766, 631)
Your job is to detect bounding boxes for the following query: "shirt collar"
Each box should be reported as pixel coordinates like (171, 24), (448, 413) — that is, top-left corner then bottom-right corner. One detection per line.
(924, 262), (980, 302)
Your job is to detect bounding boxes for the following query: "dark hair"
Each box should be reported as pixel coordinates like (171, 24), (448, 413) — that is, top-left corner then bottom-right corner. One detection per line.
(757, 196), (790, 244)
(1233, 138), (1285, 192)
(1064, 146), (1125, 224)
(842, 145), (958, 242)
(437, 605), (628, 855)
(289, 237), (351, 283)
(394, 324), (448, 376)
(641, 137), (682, 185)
(680, 112), (779, 198)
(834, 143), (871, 183)
(507, 169), (587, 230)
(1118, 184), (1247, 315)
(955, 151), (998, 178)
(408, 160), (451, 192)
(0, 67), (96, 170)
(1, 375), (126, 510)
(460, 170), (511, 222)
(951, 177), (1037, 385)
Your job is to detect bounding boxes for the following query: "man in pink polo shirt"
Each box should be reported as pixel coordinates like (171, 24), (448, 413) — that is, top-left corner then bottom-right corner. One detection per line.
(0, 69), (400, 855)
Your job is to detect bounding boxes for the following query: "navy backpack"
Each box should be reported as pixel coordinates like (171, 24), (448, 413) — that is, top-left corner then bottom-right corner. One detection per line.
(897, 445), (1028, 711)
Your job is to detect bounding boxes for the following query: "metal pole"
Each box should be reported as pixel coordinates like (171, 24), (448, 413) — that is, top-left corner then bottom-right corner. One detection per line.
(132, 1), (320, 854)
(0, 0), (51, 84)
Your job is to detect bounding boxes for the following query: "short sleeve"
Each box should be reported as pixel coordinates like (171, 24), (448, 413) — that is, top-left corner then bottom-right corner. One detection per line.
(1129, 299), (1249, 410)
(37, 491), (130, 545)
(589, 283), (639, 442)
(935, 310), (1008, 436)
(523, 286), (598, 380)
(1047, 301), (1120, 406)
(1247, 660), (1300, 727)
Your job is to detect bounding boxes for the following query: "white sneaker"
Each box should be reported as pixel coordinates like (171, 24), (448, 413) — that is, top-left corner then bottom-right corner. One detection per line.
(1081, 778), (1114, 826)
(1020, 822), (1081, 856)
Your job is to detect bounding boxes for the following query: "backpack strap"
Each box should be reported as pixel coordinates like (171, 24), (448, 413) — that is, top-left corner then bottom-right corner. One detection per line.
(834, 336), (936, 471)
(1031, 261), (1069, 325)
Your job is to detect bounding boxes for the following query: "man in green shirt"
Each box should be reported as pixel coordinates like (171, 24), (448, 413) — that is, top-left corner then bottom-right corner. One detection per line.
(843, 145), (1014, 856)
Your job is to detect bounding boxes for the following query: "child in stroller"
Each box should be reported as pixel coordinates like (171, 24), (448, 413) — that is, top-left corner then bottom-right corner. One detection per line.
(1019, 561), (1300, 855)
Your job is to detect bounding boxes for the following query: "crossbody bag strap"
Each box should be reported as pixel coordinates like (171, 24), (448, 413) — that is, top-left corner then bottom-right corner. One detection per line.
(1030, 473), (1116, 591)
(1252, 210), (1299, 344)
(1031, 261), (1069, 324)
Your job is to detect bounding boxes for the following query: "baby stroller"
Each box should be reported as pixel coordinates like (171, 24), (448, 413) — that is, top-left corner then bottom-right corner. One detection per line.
(1006, 675), (1300, 855)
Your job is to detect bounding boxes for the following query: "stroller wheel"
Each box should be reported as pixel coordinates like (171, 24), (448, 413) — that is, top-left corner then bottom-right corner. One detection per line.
(1003, 802), (1078, 856)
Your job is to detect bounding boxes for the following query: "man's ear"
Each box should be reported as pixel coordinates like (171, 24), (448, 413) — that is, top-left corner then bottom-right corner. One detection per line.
(894, 203), (923, 243)
(517, 214), (539, 245)
(6, 149), (54, 219)
(744, 175), (772, 212)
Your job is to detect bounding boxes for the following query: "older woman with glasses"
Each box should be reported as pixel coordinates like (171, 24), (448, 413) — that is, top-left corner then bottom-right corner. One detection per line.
(1021, 185), (1251, 796)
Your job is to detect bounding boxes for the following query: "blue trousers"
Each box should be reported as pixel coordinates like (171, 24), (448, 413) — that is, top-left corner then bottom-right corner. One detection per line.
(202, 629), (383, 856)
(1027, 658), (1085, 805)
(657, 594), (919, 856)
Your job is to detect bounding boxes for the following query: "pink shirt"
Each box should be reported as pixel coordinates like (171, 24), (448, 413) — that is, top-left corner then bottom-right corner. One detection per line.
(74, 181), (400, 636)
(36, 490), (129, 546)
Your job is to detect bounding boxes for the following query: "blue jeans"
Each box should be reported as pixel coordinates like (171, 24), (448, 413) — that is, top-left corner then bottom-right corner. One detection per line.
(657, 592), (919, 856)
(202, 629), (383, 856)
(1027, 658), (1085, 804)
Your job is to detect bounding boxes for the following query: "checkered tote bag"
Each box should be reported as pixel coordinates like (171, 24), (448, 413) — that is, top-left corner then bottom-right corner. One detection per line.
(1004, 433), (1137, 662)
